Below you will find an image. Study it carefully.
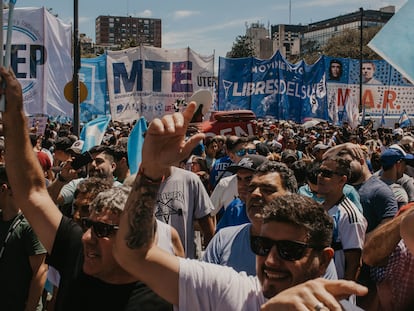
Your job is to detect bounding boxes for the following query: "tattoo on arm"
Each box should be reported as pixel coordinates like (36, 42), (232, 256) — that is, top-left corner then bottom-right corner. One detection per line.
(125, 175), (160, 249)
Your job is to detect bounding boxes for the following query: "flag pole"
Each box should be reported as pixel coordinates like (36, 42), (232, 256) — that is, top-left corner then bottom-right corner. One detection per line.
(0, 0), (16, 112)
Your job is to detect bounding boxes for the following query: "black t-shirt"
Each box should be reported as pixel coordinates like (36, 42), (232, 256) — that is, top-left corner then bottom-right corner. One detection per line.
(47, 216), (172, 311)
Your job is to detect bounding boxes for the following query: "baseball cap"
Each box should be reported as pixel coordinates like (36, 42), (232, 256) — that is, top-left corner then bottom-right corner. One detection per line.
(67, 140), (84, 155)
(281, 149), (298, 162)
(380, 146), (414, 168)
(227, 154), (268, 173)
(393, 128), (404, 136)
(312, 143), (330, 154)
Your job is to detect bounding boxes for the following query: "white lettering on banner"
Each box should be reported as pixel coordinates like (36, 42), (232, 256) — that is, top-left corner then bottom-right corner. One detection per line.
(232, 79), (317, 99)
(251, 60), (304, 74)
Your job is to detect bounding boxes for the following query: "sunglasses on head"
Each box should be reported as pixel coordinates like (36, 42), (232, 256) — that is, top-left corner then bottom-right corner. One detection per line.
(81, 218), (119, 238)
(250, 235), (318, 261)
(235, 148), (256, 157)
(318, 168), (341, 178)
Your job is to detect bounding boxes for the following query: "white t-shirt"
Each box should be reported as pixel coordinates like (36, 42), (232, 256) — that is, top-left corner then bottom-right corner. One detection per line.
(156, 167), (214, 258)
(329, 197), (367, 279)
(156, 220), (174, 255)
(177, 258), (265, 311)
(176, 258), (361, 311)
(210, 174), (238, 216)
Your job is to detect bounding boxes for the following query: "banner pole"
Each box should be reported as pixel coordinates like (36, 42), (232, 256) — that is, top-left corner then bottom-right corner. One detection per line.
(0, 0), (16, 112)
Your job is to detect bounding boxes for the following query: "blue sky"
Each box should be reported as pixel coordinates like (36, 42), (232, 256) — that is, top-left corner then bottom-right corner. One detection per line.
(16, 0), (405, 60)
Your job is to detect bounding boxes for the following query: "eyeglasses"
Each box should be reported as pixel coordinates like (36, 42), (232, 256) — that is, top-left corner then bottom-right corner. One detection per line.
(318, 168), (341, 178)
(81, 218), (119, 238)
(250, 235), (319, 261)
(235, 148), (257, 157)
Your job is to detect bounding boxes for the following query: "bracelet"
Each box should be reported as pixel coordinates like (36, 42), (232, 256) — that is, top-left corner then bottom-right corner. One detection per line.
(56, 172), (68, 183)
(137, 165), (165, 184)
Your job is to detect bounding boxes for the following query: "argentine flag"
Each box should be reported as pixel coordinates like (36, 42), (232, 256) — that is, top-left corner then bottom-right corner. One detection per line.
(80, 115), (111, 152)
(398, 110), (411, 128)
(128, 117), (147, 174)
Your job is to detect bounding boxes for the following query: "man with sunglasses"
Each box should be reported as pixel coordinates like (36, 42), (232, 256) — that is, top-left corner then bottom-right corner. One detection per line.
(317, 155), (367, 281)
(112, 102), (367, 310)
(210, 139), (256, 220)
(204, 160), (299, 276)
(0, 67), (172, 310)
(209, 135), (248, 190)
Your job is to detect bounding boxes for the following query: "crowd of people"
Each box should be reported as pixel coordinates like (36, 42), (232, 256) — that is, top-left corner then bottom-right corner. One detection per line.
(1, 64), (414, 310)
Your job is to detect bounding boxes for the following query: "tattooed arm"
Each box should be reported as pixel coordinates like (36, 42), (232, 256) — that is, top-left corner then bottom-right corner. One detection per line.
(114, 102), (204, 306)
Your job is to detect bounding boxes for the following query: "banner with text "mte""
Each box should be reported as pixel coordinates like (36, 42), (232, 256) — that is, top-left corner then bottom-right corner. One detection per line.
(106, 46), (214, 122)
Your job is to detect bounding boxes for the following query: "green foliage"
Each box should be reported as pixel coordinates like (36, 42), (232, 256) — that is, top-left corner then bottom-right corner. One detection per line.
(227, 35), (256, 58)
(323, 26), (382, 59)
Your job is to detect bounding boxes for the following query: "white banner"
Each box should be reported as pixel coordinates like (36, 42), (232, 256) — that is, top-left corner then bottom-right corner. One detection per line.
(107, 46), (214, 122)
(4, 8), (72, 116)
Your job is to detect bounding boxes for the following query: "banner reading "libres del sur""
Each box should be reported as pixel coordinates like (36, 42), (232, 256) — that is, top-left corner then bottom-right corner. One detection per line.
(4, 7), (72, 116)
(106, 46), (215, 122)
(218, 52), (414, 125)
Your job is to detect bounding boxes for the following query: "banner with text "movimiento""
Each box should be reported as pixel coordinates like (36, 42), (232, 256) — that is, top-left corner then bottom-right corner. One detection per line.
(218, 51), (414, 125)
(106, 46), (214, 122)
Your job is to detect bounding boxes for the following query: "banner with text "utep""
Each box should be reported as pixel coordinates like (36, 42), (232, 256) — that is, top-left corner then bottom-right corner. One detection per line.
(106, 46), (214, 122)
(4, 7), (72, 116)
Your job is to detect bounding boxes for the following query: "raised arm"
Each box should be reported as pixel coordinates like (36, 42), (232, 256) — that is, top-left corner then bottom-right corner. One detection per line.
(113, 103), (204, 305)
(362, 207), (413, 266)
(1, 67), (62, 253)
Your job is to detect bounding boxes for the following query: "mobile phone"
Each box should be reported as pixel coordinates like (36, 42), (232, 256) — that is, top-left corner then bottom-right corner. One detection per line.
(71, 151), (93, 170)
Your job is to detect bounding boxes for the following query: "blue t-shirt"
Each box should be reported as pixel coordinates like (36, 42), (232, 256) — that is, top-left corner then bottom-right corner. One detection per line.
(356, 175), (397, 232)
(216, 198), (249, 233)
(209, 156), (233, 189)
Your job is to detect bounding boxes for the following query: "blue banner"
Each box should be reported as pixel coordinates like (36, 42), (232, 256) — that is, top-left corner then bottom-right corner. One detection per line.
(80, 55), (109, 122)
(218, 51), (327, 123)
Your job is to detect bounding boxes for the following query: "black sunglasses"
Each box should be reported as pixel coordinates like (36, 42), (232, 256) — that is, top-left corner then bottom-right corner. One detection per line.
(318, 168), (341, 178)
(81, 218), (119, 238)
(235, 148), (257, 157)
(250, 235), (318, 261)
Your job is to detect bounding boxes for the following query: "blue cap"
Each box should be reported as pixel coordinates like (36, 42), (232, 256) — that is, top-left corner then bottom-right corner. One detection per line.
(380, 147), (414, 168)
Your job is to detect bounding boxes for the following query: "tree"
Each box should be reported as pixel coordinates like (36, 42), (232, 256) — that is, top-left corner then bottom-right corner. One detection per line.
(227, 35), (256, 58)
(323, 26), (382, 59)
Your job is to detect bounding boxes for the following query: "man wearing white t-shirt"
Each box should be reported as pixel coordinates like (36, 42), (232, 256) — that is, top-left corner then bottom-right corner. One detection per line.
(318, 155), (367, 281)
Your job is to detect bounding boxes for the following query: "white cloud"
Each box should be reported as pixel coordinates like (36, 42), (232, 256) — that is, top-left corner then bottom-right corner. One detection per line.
(137, 10), (152, 18)
(172, 10), (200, 20)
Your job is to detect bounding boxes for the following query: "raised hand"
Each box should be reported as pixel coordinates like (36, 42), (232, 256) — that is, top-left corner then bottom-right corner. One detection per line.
(141, 102), (205, 179)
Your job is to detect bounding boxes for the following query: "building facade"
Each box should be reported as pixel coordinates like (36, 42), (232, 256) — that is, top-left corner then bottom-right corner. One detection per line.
(302, 6), (394, 51)
(244, 6), (394, 60)
(271, 24), (306, 59)
(95, 15), (161, 48)
(245, 22), (273, 59)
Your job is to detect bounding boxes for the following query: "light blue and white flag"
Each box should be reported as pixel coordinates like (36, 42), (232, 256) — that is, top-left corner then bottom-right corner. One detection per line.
(127, 117), (147, 174)
(79, 115), (111, 152)
(368, 1), (414, 85)
(380, 109), (386, 127)
(398, 110), (411, 128)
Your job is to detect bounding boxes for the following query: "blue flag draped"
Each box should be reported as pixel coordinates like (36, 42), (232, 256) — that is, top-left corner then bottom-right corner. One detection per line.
(127, 117), (148, 174)
(79, 115), (111, 152)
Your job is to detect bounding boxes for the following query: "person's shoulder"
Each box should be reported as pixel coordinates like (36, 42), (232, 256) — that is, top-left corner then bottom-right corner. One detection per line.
(217, 223), (250, 238)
